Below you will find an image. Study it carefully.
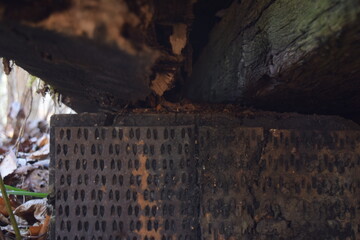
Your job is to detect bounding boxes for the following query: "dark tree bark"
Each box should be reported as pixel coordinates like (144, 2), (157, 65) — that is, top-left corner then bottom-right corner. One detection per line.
(0, 0), (360, 118)
(187, 0), (360, 117)
(0, 0), (195, 112)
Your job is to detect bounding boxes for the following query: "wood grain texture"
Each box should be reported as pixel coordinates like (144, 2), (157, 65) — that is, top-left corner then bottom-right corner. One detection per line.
(188, 0), (360, 116)
(0, 0), (195, 112)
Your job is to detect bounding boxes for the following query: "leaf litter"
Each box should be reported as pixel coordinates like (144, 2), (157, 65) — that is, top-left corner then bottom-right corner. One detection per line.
(0, 104), (51, 239)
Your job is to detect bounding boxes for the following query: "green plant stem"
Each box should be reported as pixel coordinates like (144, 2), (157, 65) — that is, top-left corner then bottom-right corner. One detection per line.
(5, 184), (48, 198)
(4, 185), (22, 191)
(0, 174), (21, 240)
(6, 191), (48, 198)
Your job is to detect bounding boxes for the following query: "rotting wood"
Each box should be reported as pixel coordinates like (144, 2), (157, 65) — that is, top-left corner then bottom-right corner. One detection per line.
(0, 0), (360, 119)
(0, 0), (196, 112)
(187, 0), (360, 117)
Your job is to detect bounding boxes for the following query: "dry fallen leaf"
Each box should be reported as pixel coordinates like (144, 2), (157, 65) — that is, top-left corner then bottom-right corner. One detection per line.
(23, 169), (49, 193)
(38, 215), (50, 240)
(15, 215), (30, 227)
(0, 150), (17, 178)
(18, 138), (33, 153)
(0, 197), (9, 216)
(0, 146), (8, 155)
(14, 164), (39, 176)
(0, 212), (10, 224)
(1, 223), (29, 236)
(0, 197), (16, 217)
(7, 102), (22, 120)
(14, 199), (47, 225)
(29, 144), (49, 160)
(28, 224), (42, 236)
(33, 159), (49, 168)
(36, 135), (49, 149)
(26, 120), (48, 139)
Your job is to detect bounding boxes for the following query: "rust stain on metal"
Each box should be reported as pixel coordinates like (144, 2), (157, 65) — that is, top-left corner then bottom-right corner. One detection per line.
(53, 125), (199, 239)
(52, 114), (360, 239)
(132, 153), (163, 239)
(200, 127), (360, 239)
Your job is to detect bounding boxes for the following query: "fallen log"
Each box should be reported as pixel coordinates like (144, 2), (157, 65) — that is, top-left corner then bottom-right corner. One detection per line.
(0, 0), (195, 112)
(188, 0), (360, 116)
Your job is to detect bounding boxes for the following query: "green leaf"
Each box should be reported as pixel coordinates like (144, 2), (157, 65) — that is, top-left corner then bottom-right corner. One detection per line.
(5, 190), (48, 198)
(4, 185), (48, 198)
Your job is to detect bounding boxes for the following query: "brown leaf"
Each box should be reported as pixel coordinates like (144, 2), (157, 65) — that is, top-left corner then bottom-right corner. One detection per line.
(0, 197), (9, 216)
(36, 135), (49, 149)
(38, 215), (50, 239)
(28, 225), (42, 236)
(18, 138), (33, 153)
(0, 212), (10, 224)
(14, 164), (38, 176)
(0, 150), (17, 178)
(23, 169), (49, 193)
(14, 199), (47, 225)
(0, 197), (16, 217)
(29, 144), (49, 160)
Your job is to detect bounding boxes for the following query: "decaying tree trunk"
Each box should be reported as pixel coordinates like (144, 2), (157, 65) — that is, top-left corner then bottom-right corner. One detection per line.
(0, 1), (359, 240)
(187, 0), (360, 116)
(0, 0), (359, 116)
(0, 0), (195, 112)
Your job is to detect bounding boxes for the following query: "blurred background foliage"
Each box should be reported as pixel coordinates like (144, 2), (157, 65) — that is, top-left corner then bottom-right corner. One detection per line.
(0, 59), (74, 142)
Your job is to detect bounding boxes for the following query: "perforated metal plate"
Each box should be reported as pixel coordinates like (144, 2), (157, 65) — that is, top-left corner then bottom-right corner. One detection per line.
(199, 127), (265, 239)
(53, 126), (199, 240)
(51, 113), (360, 240)
(200, 127), (360, 239)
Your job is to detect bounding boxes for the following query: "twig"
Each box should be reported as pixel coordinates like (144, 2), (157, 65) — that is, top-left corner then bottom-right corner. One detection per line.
(0, 174), (21, 240)
(14, 87), (33, 155)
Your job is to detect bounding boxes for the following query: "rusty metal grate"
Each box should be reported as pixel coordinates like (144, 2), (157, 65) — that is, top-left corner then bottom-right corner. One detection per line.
(200, 127), (360, 239)
(51, 113), (360, 240)
(53, 125), (199, 240)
